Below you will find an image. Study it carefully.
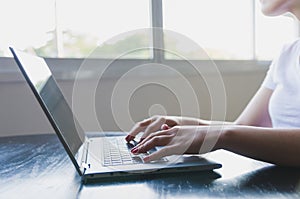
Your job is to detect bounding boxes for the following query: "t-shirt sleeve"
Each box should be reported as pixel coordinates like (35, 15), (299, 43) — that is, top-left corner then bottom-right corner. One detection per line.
(261, 40), (298, 90)
(261, 60), (276, 90)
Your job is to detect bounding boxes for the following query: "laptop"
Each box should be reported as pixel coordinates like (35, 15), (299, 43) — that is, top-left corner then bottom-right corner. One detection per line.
(10, 47), (221, 183)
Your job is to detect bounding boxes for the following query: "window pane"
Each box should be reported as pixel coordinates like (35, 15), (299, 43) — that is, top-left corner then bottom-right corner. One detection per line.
(255, 1), (298, 60)
(58, 0), (151, 58)
(163, 0), (253, 60)
(0, 0), (56, 57)
(0, 0), (150, 59)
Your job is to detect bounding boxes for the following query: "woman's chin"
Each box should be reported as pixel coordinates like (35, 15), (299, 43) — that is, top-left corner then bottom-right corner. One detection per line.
(261, 6), (288, 16)
(260, 0), (293, 17)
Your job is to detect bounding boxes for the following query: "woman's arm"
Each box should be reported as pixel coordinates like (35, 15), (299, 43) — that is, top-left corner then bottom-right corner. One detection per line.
(133, 125), (300, 167)
(234, 87), (273, 127)
(220, 126), (300, 167)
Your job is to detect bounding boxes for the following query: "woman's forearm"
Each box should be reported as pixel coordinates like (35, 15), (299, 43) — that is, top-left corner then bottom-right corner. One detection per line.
(180, 117), (233, 126)
(219, 126), (300, 167)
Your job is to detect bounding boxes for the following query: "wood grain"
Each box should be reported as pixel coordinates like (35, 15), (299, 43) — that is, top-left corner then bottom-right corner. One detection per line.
(1, 134), (300, 198)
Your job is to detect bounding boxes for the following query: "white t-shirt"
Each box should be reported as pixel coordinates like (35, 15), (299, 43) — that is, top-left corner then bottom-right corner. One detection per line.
(262, 39), (300, 128)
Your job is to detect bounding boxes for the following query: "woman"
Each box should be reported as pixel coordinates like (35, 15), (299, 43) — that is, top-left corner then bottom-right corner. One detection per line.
(126, 0), (300, 167)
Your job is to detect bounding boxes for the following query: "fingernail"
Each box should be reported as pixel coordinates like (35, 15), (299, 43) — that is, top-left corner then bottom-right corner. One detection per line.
(130, 146), (137, 152)
(131, 147), (138, 154)
(125, 135), (135, 142)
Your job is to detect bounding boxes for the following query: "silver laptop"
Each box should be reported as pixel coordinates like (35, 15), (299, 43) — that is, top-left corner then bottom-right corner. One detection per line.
(10, 47), (221, 183)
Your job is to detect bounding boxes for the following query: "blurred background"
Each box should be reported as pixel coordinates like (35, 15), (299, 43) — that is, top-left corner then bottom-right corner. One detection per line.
(0, 0), (298, 136)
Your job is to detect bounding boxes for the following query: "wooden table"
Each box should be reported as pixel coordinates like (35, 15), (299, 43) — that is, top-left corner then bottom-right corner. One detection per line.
(1, 133), (300, 198)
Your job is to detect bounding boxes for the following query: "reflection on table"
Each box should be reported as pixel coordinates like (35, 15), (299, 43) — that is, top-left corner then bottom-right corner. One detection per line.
(1, 133), (300, 198)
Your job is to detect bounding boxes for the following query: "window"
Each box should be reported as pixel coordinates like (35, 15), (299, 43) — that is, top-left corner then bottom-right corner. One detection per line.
(58, 0), (151, 58)
(0, 0), (298, 61)
(163, 0), (253, 60)
(1, 0), (151, 59)
(0, 0), (55, 57)
(163, 0), (299, 60)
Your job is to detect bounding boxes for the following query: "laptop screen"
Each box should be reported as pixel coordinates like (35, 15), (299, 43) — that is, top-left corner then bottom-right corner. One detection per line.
(10, 48), (86, 173)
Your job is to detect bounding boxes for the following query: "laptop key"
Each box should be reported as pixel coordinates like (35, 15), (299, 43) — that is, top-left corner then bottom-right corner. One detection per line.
(132, 156), (143, 164)
(102, 137), (168, 166)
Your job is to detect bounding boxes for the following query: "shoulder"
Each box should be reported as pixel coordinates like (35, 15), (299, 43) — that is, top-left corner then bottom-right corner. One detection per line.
(271, 38), (300, 64)
(280, 38), (300, 54)
(268, 39), (300, 76)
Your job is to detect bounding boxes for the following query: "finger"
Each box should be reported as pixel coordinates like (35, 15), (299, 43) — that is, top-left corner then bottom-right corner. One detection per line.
(136, 134), (174, 153)
(136, 128), (174, 148)
(143, 146), (175, 162)
(161, 124), (170, 130)
(131, 129), (174, 153)
(126, 118), (153, 142)
(165, 118), (178, 127)
(141, 117), (166, 140)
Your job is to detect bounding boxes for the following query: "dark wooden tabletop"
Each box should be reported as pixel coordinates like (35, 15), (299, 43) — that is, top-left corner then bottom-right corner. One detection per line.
(1, 133), (300, 199)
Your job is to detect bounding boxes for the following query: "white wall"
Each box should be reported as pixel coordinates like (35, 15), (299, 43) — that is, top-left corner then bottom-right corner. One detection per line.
(0, 67), (265, 137)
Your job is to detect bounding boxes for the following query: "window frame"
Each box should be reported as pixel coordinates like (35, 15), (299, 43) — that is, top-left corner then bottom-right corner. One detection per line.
(0, 0), (294, 82)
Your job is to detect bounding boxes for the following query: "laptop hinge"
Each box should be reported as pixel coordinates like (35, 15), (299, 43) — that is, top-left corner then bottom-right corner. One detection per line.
(80, 139), (90, 171)
(81, 162), (90, 170)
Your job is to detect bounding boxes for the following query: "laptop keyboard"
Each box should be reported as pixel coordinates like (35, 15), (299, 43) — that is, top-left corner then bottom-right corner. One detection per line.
(103, 137), (145, 166)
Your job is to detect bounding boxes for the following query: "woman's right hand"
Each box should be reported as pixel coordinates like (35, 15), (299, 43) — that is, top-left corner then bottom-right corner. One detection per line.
(125, 115), (201, 142)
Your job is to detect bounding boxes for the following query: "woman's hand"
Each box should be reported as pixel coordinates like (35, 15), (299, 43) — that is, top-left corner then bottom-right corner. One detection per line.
(130, 125), (223, 162)
(125, 115), (185, 142)
(125, 115), (205, 142)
